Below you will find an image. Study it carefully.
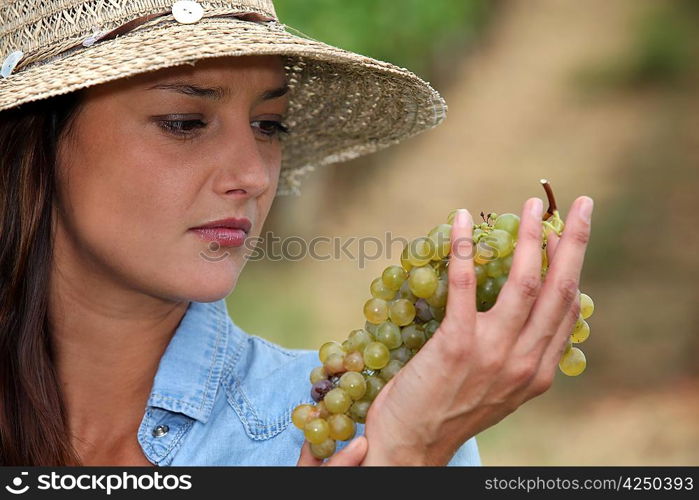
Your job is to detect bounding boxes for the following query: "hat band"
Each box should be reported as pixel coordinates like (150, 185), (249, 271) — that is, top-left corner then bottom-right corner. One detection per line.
(4, 2), (282, 76)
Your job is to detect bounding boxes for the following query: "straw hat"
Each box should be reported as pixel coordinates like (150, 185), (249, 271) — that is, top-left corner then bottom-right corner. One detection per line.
(0, 0), (447, 195)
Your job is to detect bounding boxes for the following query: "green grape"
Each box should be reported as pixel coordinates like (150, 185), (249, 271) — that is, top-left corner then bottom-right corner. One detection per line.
(408, 266), (439, 298)
(363, 375), (386, 401)
(324, 388), (352, 414)
(474, 238), (497, 265)
(324, 352), (346, 376)
(375, 320), (403, 349)
(475, 264), (487, 285)
(304, 418), (330, 444)
(339, 371), (367, 400)
(318, 341), (344, 363)
(486, 259), (504, 278)
(364, 321), (378, 335)
(494, 274), (508, 291)
(406, 237), (435, 267)
(363, 342), (390, 370)
(292, 404), (315, 429)
(423, 319), (440, 339)
(344, 328), (373, 353)
(316, 401), (330, 419)
(425, 278), (448, 308)
(571, 319), (590, 343)
(370, 276), (396, 301)
(428, 224), (452, 260)
(388, 298), (416, 326)
(344, 351), (365, 372)
(310, 366), (327, 385)
(396, 279), (417, 302)
(400, 245), (414, 272)
(483, 229), (514, 259)
(580, 293), (594, 319)
(477, 279), (498, 312)
(310, 438), (336, 459)
(401, 324), (426, 350)
(502, 254), (514, 273)
(382, 265), (408, 291)
(364, 297), (389, 324)
(559, 346), (586, 376)
(390, 345), (413, 364)
(414, 298), (433, 322)
(430, 305), (446, 322)
(327, 414), (356, 441)
(349, 400), (370, 423)
(379, 359), (404, 382)
(493, 213), (520, 237)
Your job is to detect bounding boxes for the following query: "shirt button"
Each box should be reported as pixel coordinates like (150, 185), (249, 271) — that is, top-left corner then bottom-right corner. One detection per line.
(171, 1), (204, 24)
(152, 424), (169, 437)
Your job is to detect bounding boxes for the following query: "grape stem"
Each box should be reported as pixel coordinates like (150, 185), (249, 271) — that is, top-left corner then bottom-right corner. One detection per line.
(540, 179), (558, 221)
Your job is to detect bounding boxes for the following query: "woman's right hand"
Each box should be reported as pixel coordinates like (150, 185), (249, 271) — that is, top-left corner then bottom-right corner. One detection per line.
(296, 436), (368, 466)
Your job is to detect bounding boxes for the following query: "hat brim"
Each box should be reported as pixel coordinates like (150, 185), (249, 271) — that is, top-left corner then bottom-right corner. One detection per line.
(0, 17), (446, 194)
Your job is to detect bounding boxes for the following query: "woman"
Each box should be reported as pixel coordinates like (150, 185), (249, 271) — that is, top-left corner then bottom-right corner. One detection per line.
(0, 0), (592, 466)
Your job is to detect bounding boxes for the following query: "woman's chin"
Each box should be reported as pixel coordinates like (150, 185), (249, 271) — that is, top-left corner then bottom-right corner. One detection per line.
(177, 261), (242, 302)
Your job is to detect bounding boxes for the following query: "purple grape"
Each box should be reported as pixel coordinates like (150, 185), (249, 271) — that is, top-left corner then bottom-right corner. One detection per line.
(311, 379), (334, 402)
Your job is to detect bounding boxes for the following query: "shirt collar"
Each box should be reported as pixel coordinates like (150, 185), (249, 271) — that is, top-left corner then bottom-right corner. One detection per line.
(147, 298), (239, 424)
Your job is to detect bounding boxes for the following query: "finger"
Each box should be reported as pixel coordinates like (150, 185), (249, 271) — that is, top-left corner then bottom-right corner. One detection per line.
(296, 440), (323, 466)
(443, 209), (477, 331)
(526, 289), (581, 397)
(545, 231), (560, 265)
(487, 197), (544, 336)
(323, 436), (368, 466)
(514, 196), (593, 356)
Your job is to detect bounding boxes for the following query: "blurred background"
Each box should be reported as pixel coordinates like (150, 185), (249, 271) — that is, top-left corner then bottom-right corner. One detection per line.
(226, 0), (699, 465)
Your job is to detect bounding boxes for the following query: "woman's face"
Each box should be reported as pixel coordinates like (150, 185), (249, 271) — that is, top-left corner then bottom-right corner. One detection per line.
(53, 55), (288, 303)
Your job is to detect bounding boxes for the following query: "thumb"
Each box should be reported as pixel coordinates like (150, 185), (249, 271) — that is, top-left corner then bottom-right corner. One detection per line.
(296, 440), (323, 466)
(296, 436), (368, 466)
(323, 436), (368, 466)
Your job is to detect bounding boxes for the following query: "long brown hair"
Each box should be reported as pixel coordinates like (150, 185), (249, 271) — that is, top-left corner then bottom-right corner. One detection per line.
(0, 91), (85, 465)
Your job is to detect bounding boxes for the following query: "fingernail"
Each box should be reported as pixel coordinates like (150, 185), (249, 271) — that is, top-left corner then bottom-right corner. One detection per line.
(456, 208), (470, 226)
(530, 197), (543, 218)
(579, 196), (593, 223)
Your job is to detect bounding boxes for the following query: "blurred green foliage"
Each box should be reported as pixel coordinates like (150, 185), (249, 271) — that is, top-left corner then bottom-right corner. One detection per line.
(274, 0), (492, 77)
(576, 0), (699, 89)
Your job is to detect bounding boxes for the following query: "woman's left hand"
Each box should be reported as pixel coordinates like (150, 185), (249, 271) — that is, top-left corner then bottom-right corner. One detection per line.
(360, 196), (592, 465)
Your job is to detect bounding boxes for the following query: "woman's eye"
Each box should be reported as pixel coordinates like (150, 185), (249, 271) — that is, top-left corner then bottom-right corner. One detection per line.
(156, 118), (289, 140)
(158, 119), (206, 137)
(252, 120), (289, 139)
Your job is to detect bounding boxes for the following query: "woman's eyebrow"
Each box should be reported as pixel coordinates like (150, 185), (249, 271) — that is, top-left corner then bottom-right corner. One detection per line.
(146, 82), (289, 102)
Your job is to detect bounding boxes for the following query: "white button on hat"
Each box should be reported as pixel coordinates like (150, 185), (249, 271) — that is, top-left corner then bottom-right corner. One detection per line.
(172, 1), (204, 24)
(1, 50), (23, 78)
(82, 27), (105, 47)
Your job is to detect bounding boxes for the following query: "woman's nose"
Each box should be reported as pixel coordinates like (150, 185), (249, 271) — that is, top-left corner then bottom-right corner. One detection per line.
(214, 124), (275, 198)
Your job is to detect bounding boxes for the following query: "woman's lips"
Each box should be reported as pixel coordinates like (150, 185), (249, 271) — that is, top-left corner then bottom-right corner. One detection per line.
(189, 227), (247, 247)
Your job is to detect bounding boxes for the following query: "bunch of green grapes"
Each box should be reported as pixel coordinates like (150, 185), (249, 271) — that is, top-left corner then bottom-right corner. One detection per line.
(292, 181), (595, 459)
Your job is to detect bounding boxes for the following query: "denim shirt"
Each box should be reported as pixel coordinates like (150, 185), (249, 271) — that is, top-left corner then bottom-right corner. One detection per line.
(136, 298), (481, 466)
